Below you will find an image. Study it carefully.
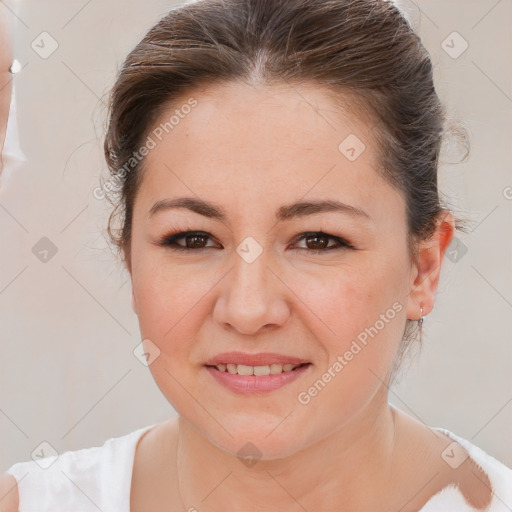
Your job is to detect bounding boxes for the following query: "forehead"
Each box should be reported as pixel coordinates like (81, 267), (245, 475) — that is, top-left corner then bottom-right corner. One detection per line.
(137, 81), (403, 223)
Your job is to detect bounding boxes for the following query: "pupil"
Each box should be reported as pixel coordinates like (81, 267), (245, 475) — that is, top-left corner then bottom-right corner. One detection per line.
(308, 235), (327, 250)
(187, 235), (206, 248)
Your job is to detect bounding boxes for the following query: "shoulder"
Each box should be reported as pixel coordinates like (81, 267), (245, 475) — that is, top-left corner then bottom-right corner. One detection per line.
(439, 429), (512, 486)
(392, 410), (511, 511)
(429, 428), (512, 510)
(2, 424), (158, 512)
(0, 473), (18, 512)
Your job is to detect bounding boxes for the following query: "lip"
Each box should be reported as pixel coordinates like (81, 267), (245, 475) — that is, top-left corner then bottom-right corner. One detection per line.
(205, 363), (312, 394)
(204, 351), (310, 366)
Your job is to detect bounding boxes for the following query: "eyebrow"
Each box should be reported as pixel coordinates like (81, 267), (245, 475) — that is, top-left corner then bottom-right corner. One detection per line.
(148, 197), (372, 223)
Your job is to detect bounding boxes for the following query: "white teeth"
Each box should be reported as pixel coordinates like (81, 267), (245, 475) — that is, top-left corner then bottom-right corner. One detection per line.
(214, 363), (303, 375)
(254, 365), (270, 376)
(237, 364), (254, 376)
(270, 364), (283, 374)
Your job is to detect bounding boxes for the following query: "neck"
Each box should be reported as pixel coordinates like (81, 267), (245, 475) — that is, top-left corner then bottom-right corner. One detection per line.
(175, 391), (400, 511)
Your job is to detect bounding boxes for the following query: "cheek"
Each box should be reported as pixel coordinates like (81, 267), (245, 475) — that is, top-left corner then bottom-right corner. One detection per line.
(299, 255), (405, 334)
(293, 255), (407, 382)
(131, 259), (217, 414)
(290, 261), (406, 430)
(133, 258), (207, 342)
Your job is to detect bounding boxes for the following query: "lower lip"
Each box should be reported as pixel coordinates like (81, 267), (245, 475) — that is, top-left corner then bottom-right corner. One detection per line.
(205, 364), (312, 394)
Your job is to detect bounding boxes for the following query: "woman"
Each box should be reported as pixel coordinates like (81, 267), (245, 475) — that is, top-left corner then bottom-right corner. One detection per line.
(2, 0), (511, 510)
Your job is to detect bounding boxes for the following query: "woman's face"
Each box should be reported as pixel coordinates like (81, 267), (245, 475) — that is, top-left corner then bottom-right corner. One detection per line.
(129, 81), (417, 459)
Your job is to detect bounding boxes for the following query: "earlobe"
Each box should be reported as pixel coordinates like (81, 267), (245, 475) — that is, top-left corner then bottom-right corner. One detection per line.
(405, 210), (455, 320)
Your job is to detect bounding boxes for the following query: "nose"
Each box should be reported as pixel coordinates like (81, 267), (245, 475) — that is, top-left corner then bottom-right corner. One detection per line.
(213, 250), (290, 336)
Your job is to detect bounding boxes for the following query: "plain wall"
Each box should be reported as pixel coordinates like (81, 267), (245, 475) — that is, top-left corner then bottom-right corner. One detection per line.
(1, 0), (511, 471)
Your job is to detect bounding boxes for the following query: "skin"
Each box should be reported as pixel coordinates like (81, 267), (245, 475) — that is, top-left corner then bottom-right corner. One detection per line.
(125, 81), (489, 511)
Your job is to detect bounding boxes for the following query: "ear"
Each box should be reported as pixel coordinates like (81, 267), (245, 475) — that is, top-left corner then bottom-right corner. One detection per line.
(406, 210), (455, 320)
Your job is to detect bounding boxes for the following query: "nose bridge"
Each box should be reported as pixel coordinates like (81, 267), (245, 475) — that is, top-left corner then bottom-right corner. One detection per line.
(229, 219), (271, 293)
(215, 239), (289, 334)
(230, 243), (270, 305)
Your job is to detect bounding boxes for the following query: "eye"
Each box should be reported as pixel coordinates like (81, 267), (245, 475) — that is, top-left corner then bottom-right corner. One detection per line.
(157, 229), (354, 254)
(291, 231), (355, 254)
(157, 231), (219, 251)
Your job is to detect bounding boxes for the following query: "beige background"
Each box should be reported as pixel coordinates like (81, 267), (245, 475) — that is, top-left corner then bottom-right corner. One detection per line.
(1, 0), (511, 471)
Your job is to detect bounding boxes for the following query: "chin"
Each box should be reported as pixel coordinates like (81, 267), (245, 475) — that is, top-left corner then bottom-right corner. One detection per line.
(199, 414), (315, 462)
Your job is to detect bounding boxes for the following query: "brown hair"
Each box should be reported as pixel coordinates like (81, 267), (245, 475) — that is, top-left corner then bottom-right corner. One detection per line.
(103, 0), (467, 373)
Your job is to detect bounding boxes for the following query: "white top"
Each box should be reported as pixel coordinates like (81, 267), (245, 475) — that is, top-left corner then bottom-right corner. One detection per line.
(5, 425), (512, 512)
(5, 424), (158, 512)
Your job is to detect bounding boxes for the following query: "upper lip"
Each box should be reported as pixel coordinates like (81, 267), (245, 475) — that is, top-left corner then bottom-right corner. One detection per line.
(204, 352), (310, 367)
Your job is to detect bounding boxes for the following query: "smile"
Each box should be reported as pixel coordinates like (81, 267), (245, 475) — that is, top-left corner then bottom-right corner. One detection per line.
(207, 362), (309, 375)
(204, 361), (312, 394)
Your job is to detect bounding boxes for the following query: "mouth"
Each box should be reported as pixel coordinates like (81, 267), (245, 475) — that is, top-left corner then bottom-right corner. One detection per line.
(203, 353), (313, 394)
(205, 362), (311, 376)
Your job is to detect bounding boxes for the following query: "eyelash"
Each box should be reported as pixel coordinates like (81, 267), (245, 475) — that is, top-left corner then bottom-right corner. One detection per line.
(156, 230), (355, 254)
